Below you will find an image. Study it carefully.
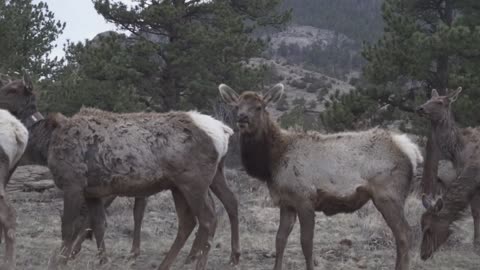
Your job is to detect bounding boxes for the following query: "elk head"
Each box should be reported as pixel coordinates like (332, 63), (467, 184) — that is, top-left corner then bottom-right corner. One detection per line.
(420, 194), (451, 260)
(0, 73), (37, 119)
(416, 87), (462, 122)
(218, 83), (284, 136)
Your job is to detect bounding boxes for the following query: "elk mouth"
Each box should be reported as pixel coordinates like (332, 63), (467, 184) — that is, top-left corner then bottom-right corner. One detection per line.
(420, 233), (434, 261)
(237, 120), (249, 130)
(415, 107), (427, 117)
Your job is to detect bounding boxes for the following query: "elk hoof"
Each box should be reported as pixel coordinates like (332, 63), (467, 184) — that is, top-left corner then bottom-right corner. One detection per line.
(474, 240), (480, 255)
(127, 249), (140, 261)
(184, 253), (199, 265)
(229, 251), (240, 265)
(71, 245), (82, 259)
(0, 262), (14, 270)
(98, 255), (109, 265)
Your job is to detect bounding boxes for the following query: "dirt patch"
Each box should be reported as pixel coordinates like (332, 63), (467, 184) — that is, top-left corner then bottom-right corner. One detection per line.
(6, 166), (479, 269)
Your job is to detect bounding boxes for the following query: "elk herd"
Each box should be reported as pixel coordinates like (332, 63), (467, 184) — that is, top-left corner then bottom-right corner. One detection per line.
(0, 75), (478, 270)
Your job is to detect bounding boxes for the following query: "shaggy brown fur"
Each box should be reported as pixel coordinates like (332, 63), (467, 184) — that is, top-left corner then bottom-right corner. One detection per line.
(0, 79), (238, 270)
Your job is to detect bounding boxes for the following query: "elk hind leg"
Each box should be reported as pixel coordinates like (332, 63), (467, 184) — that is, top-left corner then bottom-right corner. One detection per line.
(157, 189), (196, 270)
(186, 162), (240, 265)
(0, 164), (15, 270)
(372, 194), (410, 270)
(129, 197), (147, 259)
(182, 190), (217, 270)
(209, 166), (240, 265)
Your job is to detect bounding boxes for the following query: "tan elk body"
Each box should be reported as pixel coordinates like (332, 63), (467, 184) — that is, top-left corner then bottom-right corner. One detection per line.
(0, 78), (237, 270)
(0, 109), (28, 270)
(219, 83), (423, 270)
(416, 87), (480, 260)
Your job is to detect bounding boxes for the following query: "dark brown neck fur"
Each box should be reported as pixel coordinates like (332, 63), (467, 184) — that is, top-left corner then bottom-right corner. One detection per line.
(239, 116), (290, 183)
(20, 116), (61, 166)
(432, 111), (465, 167)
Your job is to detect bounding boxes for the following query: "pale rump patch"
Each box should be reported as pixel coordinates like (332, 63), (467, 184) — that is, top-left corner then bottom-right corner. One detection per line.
(0, 109), (28, 169)
(187, 111), (234, 160)
(391, 134), (423, 172)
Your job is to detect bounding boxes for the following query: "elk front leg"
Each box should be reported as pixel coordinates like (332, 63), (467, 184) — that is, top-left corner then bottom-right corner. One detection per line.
(72, 194), (117, 257)
(86, 197), (108, 264)
(57, 185), (86, 266)
(471, 192), (480, 253)
(297, 206), (315, 270)
(157, 189), (196, 270)
(129, 197), (147, 259)
(273, 206), (297, 270)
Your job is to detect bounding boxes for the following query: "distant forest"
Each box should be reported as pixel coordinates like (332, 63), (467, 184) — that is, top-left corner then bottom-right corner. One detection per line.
(282, 0), (384, 42)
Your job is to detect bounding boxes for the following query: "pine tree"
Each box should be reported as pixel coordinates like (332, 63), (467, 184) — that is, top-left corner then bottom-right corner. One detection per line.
(0, 0), (65, 77)
(93, 0), (290, 111)
(39, 33), (159, 115)
(362, 0), (480, 195)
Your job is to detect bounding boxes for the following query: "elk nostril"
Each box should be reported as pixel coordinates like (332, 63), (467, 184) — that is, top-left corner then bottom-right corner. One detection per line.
(416, 107), (424, 113)
(238, 114), (248, 122)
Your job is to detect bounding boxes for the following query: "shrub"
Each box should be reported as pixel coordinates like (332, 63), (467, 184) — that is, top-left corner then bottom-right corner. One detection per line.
(306, 83), (318, 93)
(289, 79), (307, 89)
(276, 95), (289, 111)
(307, 99), (317, 109)
(292, 97), (306, 106)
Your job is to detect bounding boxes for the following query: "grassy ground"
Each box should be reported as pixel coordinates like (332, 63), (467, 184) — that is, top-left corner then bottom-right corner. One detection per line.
(6, 166), (479, 270)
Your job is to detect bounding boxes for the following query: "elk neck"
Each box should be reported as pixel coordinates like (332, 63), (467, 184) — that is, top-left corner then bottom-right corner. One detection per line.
(239, 116), (290, 183)
(432, 111), (466, 168)
(20, 111), (55, 166)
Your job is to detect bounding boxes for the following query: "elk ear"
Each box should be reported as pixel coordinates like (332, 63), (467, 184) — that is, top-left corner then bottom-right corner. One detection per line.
(422, 194), (432, 209)
(433, 198), (444, 213)
(447, 87), (462, 103)
(263, 83), (284, 104)
(218, 84), (239, 106)
(22, 72), (33, 93)
(431, 89), (439, 98)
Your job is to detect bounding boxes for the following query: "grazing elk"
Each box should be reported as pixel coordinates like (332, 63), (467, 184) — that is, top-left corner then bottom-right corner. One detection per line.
(416, 87), (480, 260)
(219, 83), (424, 270)
(0, 78), (237, 270)
(0, 109), (28, 270)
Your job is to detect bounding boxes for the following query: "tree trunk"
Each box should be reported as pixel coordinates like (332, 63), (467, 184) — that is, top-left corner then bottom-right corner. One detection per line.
(422, 0), (453, 197)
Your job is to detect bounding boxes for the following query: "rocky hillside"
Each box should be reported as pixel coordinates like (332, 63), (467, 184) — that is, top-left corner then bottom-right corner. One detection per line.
(251, 25), (361, 122)
(248, 57), (354, 120)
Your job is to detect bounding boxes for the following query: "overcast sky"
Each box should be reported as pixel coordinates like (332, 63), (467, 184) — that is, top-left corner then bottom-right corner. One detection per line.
(37, 0), (132, 59)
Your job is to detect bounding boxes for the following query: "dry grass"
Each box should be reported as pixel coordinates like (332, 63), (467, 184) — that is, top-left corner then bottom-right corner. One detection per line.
(7, 167), (479, 269)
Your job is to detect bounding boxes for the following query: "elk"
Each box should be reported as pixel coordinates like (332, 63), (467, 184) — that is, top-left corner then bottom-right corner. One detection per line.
(416, 87), (480, 260)
(0, 78), (238, 270)
(219, 83), (423, 270)
(73, 177), (240, 265)
(0, 109), (28, 270)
